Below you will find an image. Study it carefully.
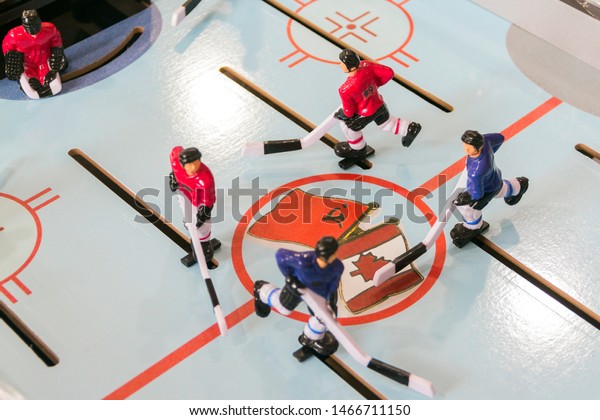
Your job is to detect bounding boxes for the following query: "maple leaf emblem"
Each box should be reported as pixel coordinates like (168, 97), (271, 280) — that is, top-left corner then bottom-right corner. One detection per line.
(349, 252), (390, 283)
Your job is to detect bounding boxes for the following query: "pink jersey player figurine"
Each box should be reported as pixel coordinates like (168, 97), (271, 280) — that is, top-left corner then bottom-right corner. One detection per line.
(2, 9), (68, 99)
(169, 146), (219, 268)
(333, 49), (421, 159)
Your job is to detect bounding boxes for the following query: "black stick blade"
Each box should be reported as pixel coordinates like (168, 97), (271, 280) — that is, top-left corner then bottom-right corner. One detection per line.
(264, 139), (303, 154)
(184, 0), (202, 15)
(393, 242), (427, 272)
(367, 358), (410, 386)
(172, 0), (203, 26)
(368, 358), (435, 397)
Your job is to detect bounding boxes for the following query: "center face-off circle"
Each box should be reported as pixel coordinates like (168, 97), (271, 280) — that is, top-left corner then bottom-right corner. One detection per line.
(232, 173), (446, 326)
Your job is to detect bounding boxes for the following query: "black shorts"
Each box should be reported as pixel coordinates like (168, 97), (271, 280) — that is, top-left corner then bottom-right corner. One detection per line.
(472, 186), (502, 210)
(345, 104), (390, 131)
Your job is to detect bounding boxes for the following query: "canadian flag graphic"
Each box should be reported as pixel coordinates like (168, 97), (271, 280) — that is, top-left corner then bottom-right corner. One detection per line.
(248, 188), (422, 316)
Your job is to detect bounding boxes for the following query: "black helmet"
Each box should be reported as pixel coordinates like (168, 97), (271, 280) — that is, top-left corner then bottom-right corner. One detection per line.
(339, 49), (360, 71)
(461, 130), (484, 150)
(315, 236), (339, 260)
(22, 10), (41, 35)
(178, 147), (202, 165)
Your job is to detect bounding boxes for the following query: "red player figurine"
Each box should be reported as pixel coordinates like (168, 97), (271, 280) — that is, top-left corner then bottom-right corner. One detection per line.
(169, 146), (220, 268)
(334, 49), (421, 159)
(2, 9), (68, 99)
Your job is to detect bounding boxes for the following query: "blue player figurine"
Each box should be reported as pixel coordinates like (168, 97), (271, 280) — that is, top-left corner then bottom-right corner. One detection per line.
(450, 130), (529, 248)
(253, 236), (343, 356)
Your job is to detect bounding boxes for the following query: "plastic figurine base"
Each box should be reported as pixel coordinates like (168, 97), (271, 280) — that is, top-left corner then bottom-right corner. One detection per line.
(338, 145), (375, 170)
(180, 238), (222, 269)
(294, 331), (339, 359)
(450, 221), (490, 248)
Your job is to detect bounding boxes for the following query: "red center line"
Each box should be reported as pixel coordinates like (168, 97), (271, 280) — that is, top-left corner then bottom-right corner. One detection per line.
(417, 96), (563, 195)
(104, 299), (255, 400)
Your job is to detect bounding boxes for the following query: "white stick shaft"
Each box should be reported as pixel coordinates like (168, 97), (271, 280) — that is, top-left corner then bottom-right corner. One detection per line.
(178, 194), (228, 336)
(301, 289), (370, 366)
(422, 169), (468, 249)
(299, 107), (340, 148)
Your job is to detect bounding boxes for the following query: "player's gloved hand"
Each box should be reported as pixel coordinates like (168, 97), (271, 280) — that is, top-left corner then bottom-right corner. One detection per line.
(453, 191), (475, 207)
(49, 47), (67, 72)
(334, 108), (350, 121)
(4, 51), (24, 80)
(327, 292), (338, 318)
(168, 172), (179, 192)
(279, 275), (304, 311)
(196, 205), (212, 227)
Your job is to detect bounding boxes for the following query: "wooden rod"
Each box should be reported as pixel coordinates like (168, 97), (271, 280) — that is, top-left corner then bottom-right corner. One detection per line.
(220, 66), (373, 169)
(575, 143), (600, 164)
(68, 148), (191, 251)
(0, 301), (59, 366)
(473, 235), (600, 330)
(262, 0), (453, 112)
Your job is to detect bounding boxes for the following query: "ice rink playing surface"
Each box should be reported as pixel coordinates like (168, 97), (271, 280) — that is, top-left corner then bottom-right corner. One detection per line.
(0, 0), (599, 399)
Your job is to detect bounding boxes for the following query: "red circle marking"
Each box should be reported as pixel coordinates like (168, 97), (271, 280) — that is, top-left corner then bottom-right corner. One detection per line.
(0, 192), (43, 282)
(285, 1), (416, 64)
(347, 24), (356, 30)
(231, 174), (447, 326)
(0, 227), (4, 231)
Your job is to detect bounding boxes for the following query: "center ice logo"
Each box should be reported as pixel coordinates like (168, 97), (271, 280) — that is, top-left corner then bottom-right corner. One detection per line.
(232, 174), (446, 325)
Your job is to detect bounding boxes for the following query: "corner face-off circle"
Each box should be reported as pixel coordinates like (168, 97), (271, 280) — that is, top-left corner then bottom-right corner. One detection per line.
(0, 193), (42, 299)
(232, 173), (446, 326)
(281, 0), (418, 68)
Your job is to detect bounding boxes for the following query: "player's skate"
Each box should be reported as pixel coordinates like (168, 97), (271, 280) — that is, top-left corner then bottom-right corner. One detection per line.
(298, 331), (339, 356)
(504, 177), (529, 206)
(334, 142), (369, 159)
(450, 221), (490, 248)
(253, 280), (272, 318)
(401, 122), (422, 147)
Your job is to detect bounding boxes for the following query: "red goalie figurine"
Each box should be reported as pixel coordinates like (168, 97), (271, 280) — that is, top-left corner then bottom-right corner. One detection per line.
(2, 9), (68, 99)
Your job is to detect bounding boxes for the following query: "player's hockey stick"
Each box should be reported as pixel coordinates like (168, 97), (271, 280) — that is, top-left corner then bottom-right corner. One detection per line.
(242, 108), (339, 157)
(300, 288), (435, 397)
(179, 195), (228, 336)
(172, 0), (202, 26)
(373, 169), (468, 287)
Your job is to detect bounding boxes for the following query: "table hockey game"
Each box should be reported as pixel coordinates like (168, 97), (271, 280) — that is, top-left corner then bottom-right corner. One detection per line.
(0, 0), (599, 400)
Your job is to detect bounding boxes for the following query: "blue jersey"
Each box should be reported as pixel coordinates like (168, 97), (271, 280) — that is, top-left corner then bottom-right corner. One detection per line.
(275, 249), (344, 299)
(466, 133), (504, 200)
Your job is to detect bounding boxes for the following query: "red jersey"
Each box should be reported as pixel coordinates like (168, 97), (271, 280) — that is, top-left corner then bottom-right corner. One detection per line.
(2, 23), (63, 84)
(338, 61), (394, 117)
(170, 146), (216, 208)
